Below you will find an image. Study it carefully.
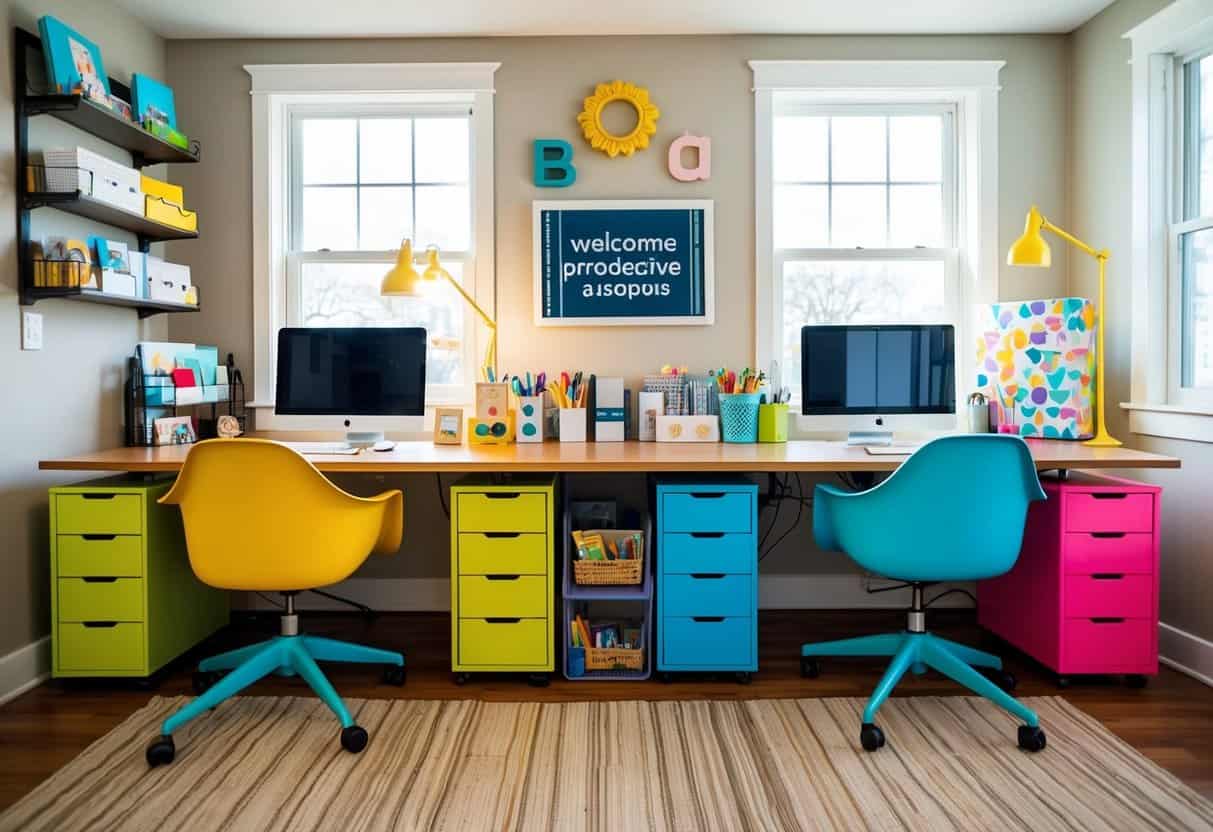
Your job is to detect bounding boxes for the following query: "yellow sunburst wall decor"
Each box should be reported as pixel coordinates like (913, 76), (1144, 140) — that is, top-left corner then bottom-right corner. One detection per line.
(576, 80), (660, 158)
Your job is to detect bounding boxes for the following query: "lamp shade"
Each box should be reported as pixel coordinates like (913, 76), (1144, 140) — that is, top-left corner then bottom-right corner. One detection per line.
(380, 240), (424, 296)
(1007, 205), (1051, 267)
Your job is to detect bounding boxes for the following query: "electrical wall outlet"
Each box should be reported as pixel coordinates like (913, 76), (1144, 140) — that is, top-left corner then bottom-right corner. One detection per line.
(21, 310), (42, 350)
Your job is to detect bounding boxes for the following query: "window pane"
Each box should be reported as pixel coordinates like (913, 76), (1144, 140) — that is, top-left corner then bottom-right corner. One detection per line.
(415, 185), (470, 250)
(774, 116), (828, 182)
(359, 186), (413, 250)
(415, 118), (469, 183)
(301, 186), (356, 250)
(301, 119), (356, 184)
(774, 185), (828, 248)
(889, 185), (943, 247)
(831, 117), (885, 182)
(1181, 226), (1213, 389)
(780, 259), (948, 400)
(831, 185), (886, 247)
(1204, 56), (1213, 217)
(889, 116), (942, 182)
(299, 261), (465, 386)
(359, 118), (412, 184)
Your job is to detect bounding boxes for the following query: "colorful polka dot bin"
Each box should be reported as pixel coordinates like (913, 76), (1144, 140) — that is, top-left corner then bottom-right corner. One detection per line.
(975, 297), (1096, 440)
(516, 395), (545, 443)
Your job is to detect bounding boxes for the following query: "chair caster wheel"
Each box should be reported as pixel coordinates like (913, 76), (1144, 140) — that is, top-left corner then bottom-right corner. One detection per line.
(980, 668), (1017, 692)
(192, 671), (222, 695)
(1125, 674), (1148, 689)
(452, 673), (471, 686)
(659, 672), (675, 684)
(1055, 674), (1071, 689)
(859, 723), (885, 752)
(800, 657), (820, 679)
(146, 735), (175, 767)
(526, 673), (550, 688)
(735, 672), (752, 685)
(341, 725), (368, 754)
(382, 665), (406, 686)
(1018, 725), (1046, 752)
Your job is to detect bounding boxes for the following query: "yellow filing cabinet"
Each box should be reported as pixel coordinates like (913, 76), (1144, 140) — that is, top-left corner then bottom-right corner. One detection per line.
(450, 476), (556, 684)
(51, 476), (229, 678)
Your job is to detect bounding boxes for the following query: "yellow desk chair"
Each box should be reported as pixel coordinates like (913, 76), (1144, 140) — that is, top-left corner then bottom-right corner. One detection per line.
(145, 438), (405, 767)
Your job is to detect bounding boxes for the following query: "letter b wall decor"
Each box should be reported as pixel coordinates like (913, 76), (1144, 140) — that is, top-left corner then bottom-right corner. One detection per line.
(533, 139), (577, 187)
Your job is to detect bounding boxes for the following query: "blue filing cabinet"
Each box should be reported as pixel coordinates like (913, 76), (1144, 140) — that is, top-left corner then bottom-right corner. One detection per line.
(655, 480), (758, 682)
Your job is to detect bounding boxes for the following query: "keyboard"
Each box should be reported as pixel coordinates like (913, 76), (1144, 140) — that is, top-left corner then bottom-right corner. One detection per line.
(864, 443), (924, 456)
(281, 442), (360, 456)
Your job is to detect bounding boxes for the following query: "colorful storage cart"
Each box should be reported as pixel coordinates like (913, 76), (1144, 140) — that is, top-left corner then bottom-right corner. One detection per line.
(450, 476), (556, 686)
(655, 479), (759, 682)
(50, 476), (228, 678)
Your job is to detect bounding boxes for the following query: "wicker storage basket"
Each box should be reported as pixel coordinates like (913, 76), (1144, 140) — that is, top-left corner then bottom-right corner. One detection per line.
(571, 529), (644, 585)
(585, 646), (645, 671)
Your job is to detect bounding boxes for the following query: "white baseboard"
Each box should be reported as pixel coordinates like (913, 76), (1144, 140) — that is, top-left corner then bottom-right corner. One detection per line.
(1159, 622), (1213, 687)
(0, 636), (50, 707)
(243, 574), (975, 612)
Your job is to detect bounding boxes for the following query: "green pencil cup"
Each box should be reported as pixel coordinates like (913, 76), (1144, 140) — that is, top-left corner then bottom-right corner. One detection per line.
(758, 403), (789, 443)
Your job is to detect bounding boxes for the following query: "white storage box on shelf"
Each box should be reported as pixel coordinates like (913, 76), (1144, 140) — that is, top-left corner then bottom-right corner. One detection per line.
(146, 256), (192, 304)
(40, 148), (143, 215)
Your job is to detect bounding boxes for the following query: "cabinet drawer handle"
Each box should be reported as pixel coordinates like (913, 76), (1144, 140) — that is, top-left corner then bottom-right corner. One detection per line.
(689, 532), (725, 539)
(485, 574), (520, 581)
(690, 573), (726, 580)
(692, 616), (725, 623)
(81, 534), (117, 541)
(484, 617), (521, 624)
(82, 577), (118, 583)
(1090, 617), (1125, 624)
(482, 532), (521, 539)
(689, 492), (725, 500)
(1091, 573), (1124, 580)
(80, 493), (117, 501)
(82, 621), (118, 628)
(1090, 493), (1127, 500)
(483, 492), (520, 500)
(1090, 532), (1126, 539)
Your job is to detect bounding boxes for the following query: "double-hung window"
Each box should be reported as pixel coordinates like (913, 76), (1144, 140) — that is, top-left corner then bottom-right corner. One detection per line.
(287, 108), (473, 401)
(770, 103), (958, 402)
(1172, 51), (1213, 406)
(246, 62), (498, 418)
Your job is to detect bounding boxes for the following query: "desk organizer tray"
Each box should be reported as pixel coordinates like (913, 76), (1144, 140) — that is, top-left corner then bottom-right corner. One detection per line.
(655, 415), (720, 442)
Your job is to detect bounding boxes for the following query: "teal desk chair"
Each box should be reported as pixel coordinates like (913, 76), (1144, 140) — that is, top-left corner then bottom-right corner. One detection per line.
(802, 434), (1048, 753)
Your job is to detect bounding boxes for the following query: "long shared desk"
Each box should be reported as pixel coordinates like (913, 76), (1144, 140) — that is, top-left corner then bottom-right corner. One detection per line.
(39, 437), (1182, 474)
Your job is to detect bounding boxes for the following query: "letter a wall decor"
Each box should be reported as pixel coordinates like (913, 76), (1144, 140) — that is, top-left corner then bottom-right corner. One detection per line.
(668, 133), (711, 182)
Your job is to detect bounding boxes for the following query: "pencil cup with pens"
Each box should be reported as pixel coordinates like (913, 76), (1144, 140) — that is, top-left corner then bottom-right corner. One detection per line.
(715, 368), (765, 443)
(504, 371), (548, 442)
(548, 370), (589, 443)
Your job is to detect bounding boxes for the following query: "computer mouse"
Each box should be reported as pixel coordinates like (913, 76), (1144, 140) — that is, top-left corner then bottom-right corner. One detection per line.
(372, 440), (396, 452)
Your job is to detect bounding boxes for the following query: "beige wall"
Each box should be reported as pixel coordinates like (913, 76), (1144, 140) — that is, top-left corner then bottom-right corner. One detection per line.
(164, 33), (1070, 580)
(0, 0), (167, 655)
(1070, 0), (1213, 644)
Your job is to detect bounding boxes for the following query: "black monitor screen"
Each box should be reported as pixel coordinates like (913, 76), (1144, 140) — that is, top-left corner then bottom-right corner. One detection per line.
(801, 324), (955, 415)
(275, 327), (426, 416)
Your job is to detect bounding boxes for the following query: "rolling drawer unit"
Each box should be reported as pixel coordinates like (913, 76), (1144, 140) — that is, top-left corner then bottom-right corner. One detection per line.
(450, 476), (556, 684)
(656, 481), (759, 681)
(50, 476), (228, 678)
(978, 473), (1161, 685)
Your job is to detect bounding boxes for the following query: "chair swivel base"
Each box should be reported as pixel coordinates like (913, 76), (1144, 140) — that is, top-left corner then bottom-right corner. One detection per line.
(800, 630), (1046, 754)
(146, 632), (404, 767)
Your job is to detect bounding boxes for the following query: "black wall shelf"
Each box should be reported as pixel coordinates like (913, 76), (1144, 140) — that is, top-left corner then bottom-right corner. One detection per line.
(14, 26), (202, 316)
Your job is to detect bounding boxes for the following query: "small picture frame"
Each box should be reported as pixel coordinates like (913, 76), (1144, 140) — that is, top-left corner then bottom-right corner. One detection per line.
(433, 407), (464, 445)
(154, 415), (196, 446)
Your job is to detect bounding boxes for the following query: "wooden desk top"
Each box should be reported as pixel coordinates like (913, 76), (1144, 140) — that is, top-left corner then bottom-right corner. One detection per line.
(38, 439), (1181, 474)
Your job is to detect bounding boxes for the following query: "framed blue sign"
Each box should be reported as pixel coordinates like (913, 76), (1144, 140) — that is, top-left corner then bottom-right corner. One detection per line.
(533, 200), (715, 326)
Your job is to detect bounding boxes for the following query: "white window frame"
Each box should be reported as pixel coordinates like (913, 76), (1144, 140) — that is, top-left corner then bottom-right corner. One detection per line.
(751, 60), (1003, 428)
(1125, 0), (1213, 442)
(245, 62), (499, 429)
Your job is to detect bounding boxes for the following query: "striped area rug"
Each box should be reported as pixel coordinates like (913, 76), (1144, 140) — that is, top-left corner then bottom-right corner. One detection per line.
(2, 695), (1211, 831)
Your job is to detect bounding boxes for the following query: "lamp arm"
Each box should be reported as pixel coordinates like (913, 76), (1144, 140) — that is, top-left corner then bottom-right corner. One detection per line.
(1040, 217), (1105, 260)
(438, 270), (496, 332)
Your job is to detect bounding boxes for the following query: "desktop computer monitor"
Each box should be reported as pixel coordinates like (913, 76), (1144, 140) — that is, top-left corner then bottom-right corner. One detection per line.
(275, 327), (427, 444)
(800, 324), (956, 443)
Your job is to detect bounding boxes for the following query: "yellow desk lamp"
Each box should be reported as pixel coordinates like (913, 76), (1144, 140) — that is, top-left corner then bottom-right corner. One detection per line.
(380, 240), (497, 382)
(1007, 206), (1120, 447)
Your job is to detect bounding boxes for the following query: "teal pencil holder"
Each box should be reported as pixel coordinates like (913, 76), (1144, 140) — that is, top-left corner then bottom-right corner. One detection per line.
(719, 393), (762, 443)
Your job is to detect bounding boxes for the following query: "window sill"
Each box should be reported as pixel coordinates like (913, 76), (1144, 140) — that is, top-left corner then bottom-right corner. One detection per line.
(1120, 402), (1213, 444)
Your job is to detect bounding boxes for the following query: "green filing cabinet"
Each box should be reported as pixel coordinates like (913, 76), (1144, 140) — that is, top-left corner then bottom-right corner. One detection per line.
(50, 476), (229, 678)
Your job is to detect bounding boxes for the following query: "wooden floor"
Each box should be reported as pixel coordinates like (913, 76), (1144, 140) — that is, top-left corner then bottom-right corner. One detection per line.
(2, 609), (1211, 812)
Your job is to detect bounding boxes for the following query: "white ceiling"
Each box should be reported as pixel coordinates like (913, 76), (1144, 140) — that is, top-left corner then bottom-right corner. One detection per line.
(111, 0), (1115, 39)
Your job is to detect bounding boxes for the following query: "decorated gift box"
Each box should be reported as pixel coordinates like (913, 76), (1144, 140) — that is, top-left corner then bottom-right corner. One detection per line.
(975, 298), (1095, 440)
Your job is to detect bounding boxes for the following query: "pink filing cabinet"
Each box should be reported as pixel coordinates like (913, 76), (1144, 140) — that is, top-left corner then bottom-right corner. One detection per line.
(978, 472), (1161, 685)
